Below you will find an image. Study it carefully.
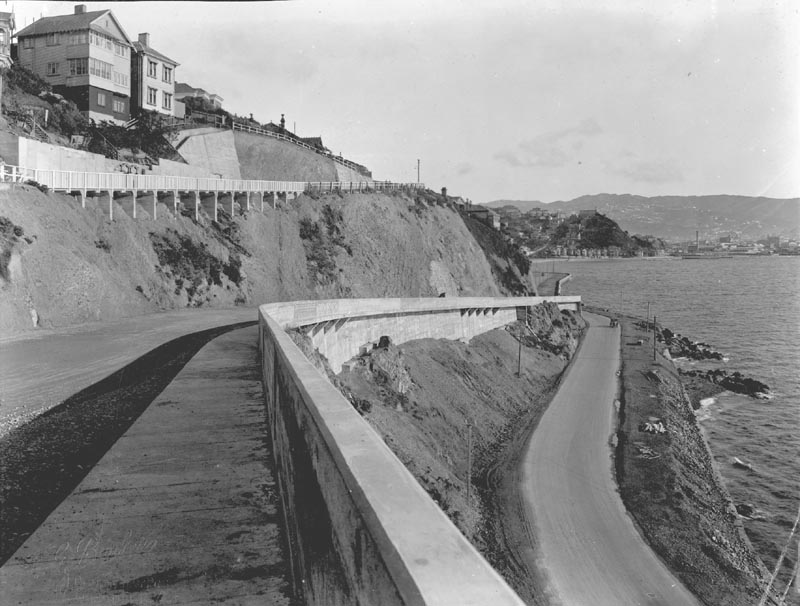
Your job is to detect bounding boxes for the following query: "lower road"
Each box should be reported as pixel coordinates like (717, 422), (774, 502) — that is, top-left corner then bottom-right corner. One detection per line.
(521, 312), (700, 605)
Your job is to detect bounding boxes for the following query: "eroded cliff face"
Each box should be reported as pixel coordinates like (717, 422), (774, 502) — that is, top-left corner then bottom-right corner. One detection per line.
(0, 186), (504, 337)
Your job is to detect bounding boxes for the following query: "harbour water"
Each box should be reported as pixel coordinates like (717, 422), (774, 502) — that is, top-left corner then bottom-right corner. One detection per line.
(558, 255), (799, 599)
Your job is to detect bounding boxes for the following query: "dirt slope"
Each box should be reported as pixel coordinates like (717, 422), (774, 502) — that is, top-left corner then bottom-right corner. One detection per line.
(0, 186), (503, 337)
(335, 304), (585, 603)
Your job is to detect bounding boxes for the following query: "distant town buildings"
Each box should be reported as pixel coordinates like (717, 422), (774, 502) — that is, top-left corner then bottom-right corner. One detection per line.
(465, 206), (501, 229)
(15, 5), (134, 123)
(131, 33), (178, 117)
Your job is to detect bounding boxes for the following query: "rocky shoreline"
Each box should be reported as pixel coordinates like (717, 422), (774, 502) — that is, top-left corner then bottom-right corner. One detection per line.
(652, 324), (771, 400)
(592, 306), (770, 606)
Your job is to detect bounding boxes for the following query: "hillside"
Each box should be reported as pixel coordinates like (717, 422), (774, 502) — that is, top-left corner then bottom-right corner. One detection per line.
(487, 194), (800, 240)
(0, 186), (535, 337)
(495, 206), (665, 257)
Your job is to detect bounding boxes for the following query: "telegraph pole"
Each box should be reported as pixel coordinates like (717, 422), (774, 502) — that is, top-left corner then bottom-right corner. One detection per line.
(653, 315), (657, 360)
(516, 334), (522, 376)
(416, 159), (420, 183)
(466, 424), (473, 507)
(646, 301), (651, 329)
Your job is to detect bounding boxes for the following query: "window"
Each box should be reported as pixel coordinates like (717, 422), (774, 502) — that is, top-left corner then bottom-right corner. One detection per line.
(147, 87), (157, 106)
(114, 43), (127, 57)
(113, 98), (125, 113)
(89, 58), (112, 80)
(162, 92), (172, 110)
(97, 92), (106, 107)
(46, 62), (59, 76)
(147, 60), (157, 78)
(113, 71), (129, 87)
(162, 66), (172, 83)
(68, 32), (88, 45)
(22, 37), (34, 49)
(46, 32), (60, 46)
(68, 58), (88, 76)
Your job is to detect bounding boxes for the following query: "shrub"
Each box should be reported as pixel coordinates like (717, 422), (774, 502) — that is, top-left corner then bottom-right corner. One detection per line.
(24, 180), (49, 194)
(5, 63), (52, 96)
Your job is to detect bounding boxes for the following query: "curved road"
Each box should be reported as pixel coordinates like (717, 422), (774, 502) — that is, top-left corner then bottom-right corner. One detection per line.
(521, 312), (700, 606)
(0, 307), (256, 437)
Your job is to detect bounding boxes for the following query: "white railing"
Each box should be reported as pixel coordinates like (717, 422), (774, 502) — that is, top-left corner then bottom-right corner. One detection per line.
(305, 181), (425, 193)
(0, 165), (423, 195)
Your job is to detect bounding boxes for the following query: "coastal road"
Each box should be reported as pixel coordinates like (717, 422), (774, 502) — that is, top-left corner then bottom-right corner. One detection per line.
(521, 312), (700, 606)
(0, 307), (256, 437)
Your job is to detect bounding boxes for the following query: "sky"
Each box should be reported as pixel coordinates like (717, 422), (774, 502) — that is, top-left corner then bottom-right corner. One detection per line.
(9, 0), (800, 204)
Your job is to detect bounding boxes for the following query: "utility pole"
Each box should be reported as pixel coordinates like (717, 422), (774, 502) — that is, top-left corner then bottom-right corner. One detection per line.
(653, 315), (657, 360)
(646, 301), (651, 329)
(516, 334), (522, 376)
(466, 423), (473, 507)
(416, 159), (420, 183)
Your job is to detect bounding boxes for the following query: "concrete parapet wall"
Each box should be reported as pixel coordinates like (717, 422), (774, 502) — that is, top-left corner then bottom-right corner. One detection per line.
(264, 296), (581, 373)
(258, 296), (580, 605)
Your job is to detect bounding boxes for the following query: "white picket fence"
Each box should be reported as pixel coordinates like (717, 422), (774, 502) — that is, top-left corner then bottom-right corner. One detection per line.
(0, 165), (423, 195)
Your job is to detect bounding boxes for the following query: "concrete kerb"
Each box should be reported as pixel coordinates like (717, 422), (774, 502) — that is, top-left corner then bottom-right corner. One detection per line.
(258, 296), (581, 605)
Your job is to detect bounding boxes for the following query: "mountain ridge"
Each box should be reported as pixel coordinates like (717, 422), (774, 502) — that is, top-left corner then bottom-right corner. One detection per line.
(485, 194), (800, 240)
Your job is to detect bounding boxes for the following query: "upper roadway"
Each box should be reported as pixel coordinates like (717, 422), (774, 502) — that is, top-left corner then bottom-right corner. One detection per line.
(0, 307), (255, 437)
(521, 312), (700, 605)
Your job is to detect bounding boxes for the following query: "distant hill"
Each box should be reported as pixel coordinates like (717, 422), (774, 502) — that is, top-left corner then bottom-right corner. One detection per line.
(486, 194), (800, 241)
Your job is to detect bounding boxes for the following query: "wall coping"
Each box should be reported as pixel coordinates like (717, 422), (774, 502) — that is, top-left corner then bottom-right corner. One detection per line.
(261, 295), (581, 329)
(259, 296), (580, 605)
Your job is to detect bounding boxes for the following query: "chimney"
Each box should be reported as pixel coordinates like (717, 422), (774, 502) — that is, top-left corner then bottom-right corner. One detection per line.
(75, 4), (87, 14)
(138, 33), (150, 47)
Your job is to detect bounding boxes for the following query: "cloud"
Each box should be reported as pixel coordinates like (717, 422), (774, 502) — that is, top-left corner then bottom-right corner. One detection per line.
(612, 159), (684, 184)
(494, 118), (602, 168)
(456, 162), (475, 175)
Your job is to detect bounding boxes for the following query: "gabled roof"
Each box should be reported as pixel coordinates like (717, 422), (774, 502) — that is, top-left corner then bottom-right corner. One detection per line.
(133, 41), (179, 66)
(15, 9), (132, 46)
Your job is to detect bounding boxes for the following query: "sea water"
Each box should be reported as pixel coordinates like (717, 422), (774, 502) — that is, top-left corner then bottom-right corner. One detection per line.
(558, 255), (799, 597)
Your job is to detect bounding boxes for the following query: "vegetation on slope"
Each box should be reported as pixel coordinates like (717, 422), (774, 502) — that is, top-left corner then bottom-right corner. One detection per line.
(0, 187), (513, 335)
(335, 304), (585, 603)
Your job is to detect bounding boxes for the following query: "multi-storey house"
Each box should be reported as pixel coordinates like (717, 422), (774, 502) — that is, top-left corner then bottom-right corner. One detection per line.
(131, 33), (178, 117)
(14, 5), (133, 123)
(0, 11), (15, 103)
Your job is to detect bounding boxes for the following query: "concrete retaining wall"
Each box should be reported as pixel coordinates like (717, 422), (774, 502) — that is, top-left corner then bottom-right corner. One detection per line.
(235, 131), (339, 182)
(18, 137), (118, 173)
(175, 128), (242, 179)
(258, 296), (581, 605)
(14, 136), (219, 180)
(335, 161), (372, 183)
